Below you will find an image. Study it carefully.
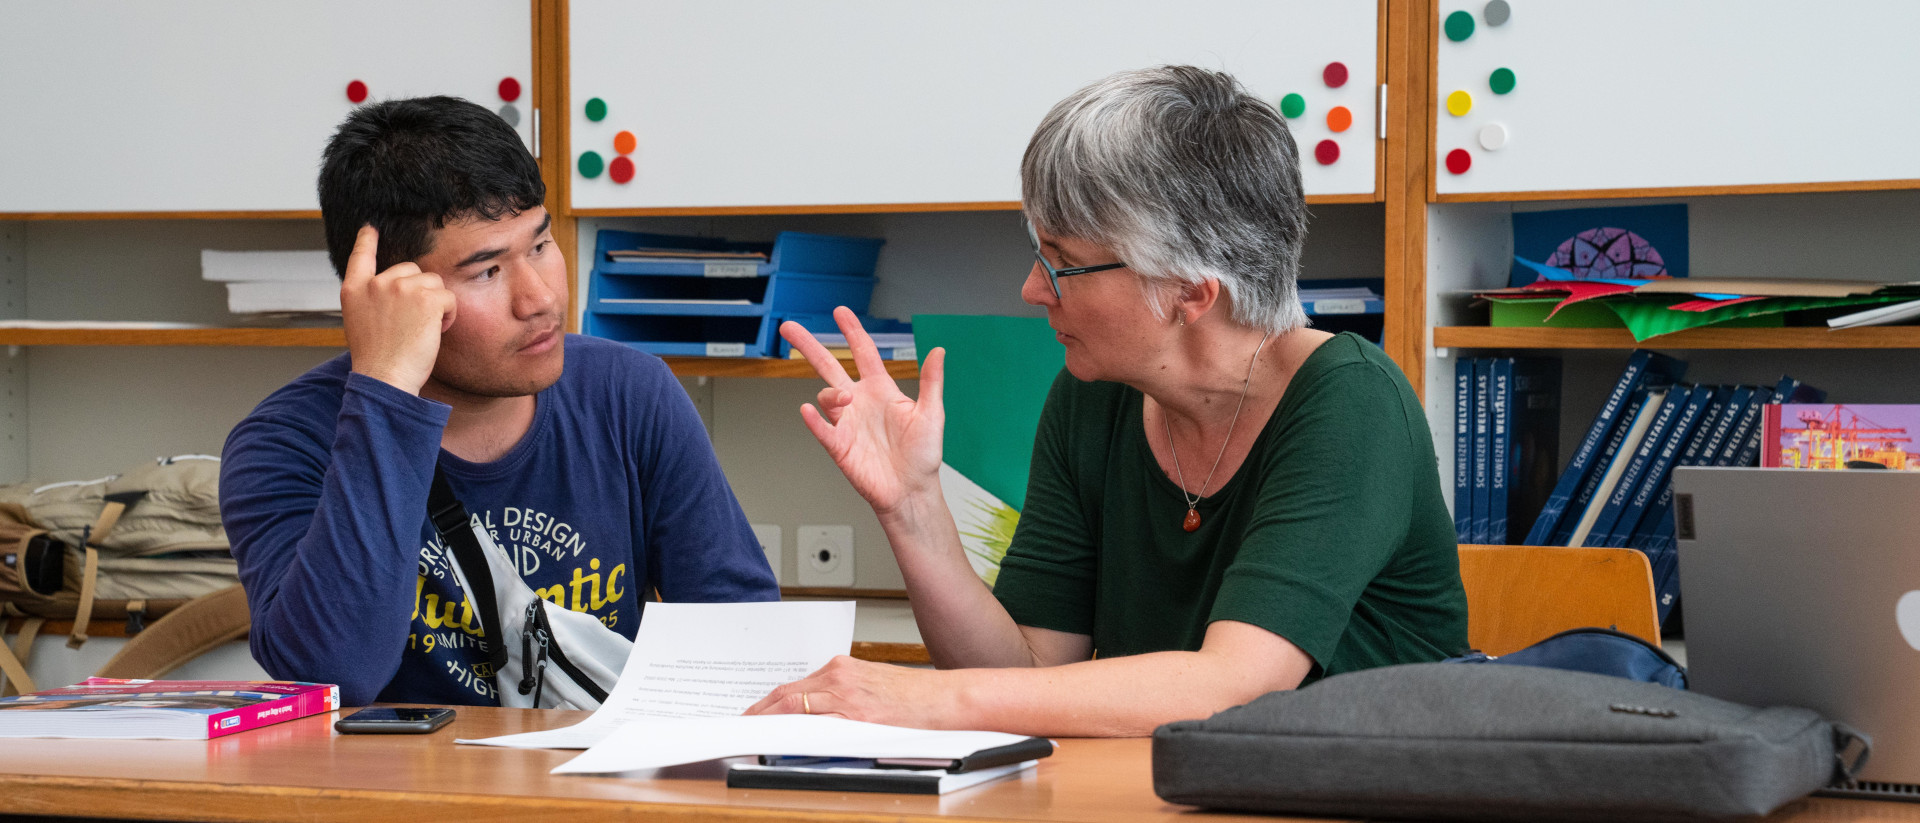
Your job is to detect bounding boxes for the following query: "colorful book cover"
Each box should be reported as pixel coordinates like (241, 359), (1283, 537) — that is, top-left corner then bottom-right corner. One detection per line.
(1453, 357), (1474, 542)
(0, 678), (338, 739)
(1763, 403), (1920, 471)
(1526, 350), (1684, 546)
(1470, 358), (1491, 544)
(1583, 386), (1690, 547)
(1490, 356), (1561, 545)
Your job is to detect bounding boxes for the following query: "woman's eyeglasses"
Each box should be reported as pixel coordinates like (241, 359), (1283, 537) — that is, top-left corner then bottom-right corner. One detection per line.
(1026, 220), (1126, 298)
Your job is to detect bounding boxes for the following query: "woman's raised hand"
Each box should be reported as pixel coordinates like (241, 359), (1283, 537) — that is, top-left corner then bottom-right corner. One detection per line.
(780, 306), (945, 517)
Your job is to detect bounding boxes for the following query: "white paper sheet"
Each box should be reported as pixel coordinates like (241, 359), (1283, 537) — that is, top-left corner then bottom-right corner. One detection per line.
(456, 600), (855, 749)
(552, 714), (1034, 774)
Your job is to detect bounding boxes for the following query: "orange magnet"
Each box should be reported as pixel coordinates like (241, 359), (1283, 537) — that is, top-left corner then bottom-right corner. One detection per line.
(1327, 106), (1353, 133)
(614, 131), (637, 155)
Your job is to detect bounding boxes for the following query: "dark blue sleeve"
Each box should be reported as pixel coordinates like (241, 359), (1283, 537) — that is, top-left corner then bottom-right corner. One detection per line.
(220, 374), (450, 706)
(631, 361), (780, 603)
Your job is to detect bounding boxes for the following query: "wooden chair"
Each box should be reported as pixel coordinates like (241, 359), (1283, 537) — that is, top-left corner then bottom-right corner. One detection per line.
(1456, 545), (1661, 656)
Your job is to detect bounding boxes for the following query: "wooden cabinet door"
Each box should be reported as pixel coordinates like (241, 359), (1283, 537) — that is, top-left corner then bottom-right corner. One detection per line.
(1434, 1), (1920, 197)
(568, 0), (1380, 211)
(0, 1), (532, 214)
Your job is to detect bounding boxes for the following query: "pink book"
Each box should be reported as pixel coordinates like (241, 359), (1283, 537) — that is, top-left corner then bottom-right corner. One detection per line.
(0, 677), (339, 739)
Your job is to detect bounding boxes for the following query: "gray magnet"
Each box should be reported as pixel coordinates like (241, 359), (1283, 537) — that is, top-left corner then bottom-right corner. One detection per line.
(1484, 0), (1511, 26)
(498, 104), (521, 127)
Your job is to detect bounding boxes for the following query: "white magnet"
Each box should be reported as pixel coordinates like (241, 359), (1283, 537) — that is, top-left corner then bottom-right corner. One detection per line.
(1479, 123), (1509, 151)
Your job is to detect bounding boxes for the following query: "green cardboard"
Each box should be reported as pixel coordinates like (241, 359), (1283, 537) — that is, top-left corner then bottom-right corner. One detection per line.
(912, 315), (1064, 511)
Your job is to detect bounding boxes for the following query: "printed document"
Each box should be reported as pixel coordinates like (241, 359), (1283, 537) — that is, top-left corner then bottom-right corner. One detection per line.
(457, 600), (854, 749)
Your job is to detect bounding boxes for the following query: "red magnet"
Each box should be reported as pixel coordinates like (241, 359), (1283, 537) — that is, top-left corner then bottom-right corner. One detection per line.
(1323, 62), (1349, 88)
(608, 155), (635, 184)
(1315, 140), (1340, 165)
(499, 77), (521, 102)
(1446, 148), (1472, 175)
(346, 80), (368, 104)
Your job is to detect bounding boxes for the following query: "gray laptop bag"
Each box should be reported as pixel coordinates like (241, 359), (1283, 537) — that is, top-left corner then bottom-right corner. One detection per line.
(1153, 663), (1868, 822)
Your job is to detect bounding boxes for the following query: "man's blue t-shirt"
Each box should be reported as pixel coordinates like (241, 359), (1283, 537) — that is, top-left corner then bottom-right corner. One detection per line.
(220, 335), (779, 706)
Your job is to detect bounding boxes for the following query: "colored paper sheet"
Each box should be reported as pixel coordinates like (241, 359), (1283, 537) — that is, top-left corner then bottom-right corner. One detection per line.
(1668, 296), (1766, 312)
(1510, 204), (1688, 287)
(911, 315), (1063, 512)
(1513, 256), (1656, 287)
(1605, 294), (1912, 341)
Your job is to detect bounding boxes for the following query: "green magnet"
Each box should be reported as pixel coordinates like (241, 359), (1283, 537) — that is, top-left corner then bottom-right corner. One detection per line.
(584, 97), (607, 122)
(1490, 67), (1516, 94)
(1445, 10), (1475, 42)
(1280, 93), (1306, 119)
(578, 150), (604, 179)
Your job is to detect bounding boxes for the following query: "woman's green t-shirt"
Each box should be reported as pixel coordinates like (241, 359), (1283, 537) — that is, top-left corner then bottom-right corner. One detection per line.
(992, 333), (1467, 681)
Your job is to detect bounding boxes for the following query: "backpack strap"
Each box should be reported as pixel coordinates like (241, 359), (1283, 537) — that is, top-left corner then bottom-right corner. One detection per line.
(426, 468), (508, 678)
(95, 584), (250, 680)
(66, 500), (130, 650)
(0, 612), (43, 697)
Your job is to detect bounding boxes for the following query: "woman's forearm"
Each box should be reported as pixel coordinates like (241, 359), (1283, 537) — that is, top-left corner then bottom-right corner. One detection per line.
(942, 635), (1310, 737)
(875, 489), (1045, 669)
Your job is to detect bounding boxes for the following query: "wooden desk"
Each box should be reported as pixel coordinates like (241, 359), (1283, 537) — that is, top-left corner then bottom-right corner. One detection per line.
(0, 707), (1911, 823)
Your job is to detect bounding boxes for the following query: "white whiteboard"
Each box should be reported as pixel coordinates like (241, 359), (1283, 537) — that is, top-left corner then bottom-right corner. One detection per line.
(1435, 1), (1920, 195)
(569, 0), (1378, 210)
(0, 1), (531, 213)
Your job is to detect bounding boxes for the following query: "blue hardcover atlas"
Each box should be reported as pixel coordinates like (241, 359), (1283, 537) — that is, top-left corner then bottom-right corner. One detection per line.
(1490, 357), (1562, 545)
(1471, 359), (1491, 544)
(1529, 351), (1685, 546)
(1488, 359), (1512, 545)
(1714, 387), (1775, 466)
(1605, 384), (1714, 549)
(1583, 386), (1690, 547)
(1624, 385), (1732, 551)
(1453, 358), (1474, 542)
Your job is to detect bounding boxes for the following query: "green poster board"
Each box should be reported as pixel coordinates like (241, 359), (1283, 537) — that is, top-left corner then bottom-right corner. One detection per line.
(912, 315), (1064, 512)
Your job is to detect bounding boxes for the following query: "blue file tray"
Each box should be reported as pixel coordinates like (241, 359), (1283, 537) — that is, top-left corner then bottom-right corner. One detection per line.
(775, 312), (914, 359)
(585, 229), (885, 357)
(1298, 277), (1386, 345)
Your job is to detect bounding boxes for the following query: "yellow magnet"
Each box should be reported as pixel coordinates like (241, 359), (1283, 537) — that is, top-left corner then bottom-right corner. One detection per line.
(1447, 90), (1473, 117)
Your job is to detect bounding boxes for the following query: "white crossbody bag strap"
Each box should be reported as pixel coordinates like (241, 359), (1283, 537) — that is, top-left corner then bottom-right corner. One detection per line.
(427, 469), (631, 710)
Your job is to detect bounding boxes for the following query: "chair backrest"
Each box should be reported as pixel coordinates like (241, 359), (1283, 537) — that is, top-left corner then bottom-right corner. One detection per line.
(1456, 545), (1660, 656)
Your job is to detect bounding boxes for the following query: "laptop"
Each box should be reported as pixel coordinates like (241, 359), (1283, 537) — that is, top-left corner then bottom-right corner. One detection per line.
(1673, 466), (1920, 798)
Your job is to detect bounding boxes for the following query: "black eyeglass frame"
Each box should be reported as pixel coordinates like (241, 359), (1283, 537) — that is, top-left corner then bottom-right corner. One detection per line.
(1025, 219), (1126, 298)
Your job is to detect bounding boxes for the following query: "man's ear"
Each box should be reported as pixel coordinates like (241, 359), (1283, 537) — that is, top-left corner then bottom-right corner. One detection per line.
(1171, 278), (1223, 326)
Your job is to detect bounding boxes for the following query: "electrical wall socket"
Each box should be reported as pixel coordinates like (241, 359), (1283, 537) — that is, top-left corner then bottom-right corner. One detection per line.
(796, 525), (855, 587)
(749, 524), (783, 585)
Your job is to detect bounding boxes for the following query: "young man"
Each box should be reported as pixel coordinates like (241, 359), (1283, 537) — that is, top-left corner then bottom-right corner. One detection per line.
(220, 96), (778, 706)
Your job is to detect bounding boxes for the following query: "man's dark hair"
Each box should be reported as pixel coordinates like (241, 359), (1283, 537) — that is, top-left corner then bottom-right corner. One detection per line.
(318, 96), (545, 278)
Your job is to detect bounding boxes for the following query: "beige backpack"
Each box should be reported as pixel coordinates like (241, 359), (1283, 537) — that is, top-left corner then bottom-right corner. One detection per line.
(0, 456), (249, 695)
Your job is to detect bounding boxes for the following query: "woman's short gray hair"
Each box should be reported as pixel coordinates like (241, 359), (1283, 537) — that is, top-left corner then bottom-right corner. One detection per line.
(1021, 65), (1308, 334)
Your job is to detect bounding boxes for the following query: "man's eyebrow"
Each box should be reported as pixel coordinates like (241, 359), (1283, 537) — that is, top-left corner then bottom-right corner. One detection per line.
(453, 245), (506, 270)
(530, 212), (552, 241)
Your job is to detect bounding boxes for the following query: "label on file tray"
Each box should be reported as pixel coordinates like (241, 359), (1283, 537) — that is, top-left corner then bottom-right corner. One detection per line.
(703, 262), (758, 278)
(892, 345), (915, 361)
(705, 342), (748, 357)
(1312, 299), (1367, 315)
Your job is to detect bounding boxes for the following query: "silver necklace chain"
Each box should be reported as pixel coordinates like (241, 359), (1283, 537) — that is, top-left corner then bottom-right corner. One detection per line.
(1163, 331), (1272, 509)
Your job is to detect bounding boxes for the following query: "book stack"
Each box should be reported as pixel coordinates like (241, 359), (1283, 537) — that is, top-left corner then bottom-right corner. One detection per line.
(201, 250), (341, 318)
(1517, 351), (1822, 620)
(1452, 356), (1562, 545)
(0, 678), (338, 739)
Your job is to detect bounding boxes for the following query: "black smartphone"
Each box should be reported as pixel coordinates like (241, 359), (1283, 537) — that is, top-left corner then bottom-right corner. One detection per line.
(333, 707), (455, 734)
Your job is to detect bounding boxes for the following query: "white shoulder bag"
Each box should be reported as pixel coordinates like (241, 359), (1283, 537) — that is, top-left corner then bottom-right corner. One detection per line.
(427, 469), (632, 709)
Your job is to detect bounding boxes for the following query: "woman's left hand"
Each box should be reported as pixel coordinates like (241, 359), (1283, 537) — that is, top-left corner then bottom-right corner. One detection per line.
(743, 655), (961, 729)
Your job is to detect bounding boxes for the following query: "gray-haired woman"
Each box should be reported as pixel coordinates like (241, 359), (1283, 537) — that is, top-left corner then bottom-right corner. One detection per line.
(749, 66), (1466, 736)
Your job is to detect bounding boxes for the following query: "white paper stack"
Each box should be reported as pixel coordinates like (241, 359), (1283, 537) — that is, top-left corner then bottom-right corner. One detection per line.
(201, 250), (340, 316)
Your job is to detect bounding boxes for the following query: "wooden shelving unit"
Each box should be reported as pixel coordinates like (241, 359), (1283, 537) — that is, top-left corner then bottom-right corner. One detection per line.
(0, 328), (918, 379)
(661, 356), (918, 380)
(1434, 326), (1920, 350)
(0, 328), (346, 347)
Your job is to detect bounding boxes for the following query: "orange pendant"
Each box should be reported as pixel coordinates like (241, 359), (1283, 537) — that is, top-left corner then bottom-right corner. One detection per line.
(1182, 508), (1201, 532)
